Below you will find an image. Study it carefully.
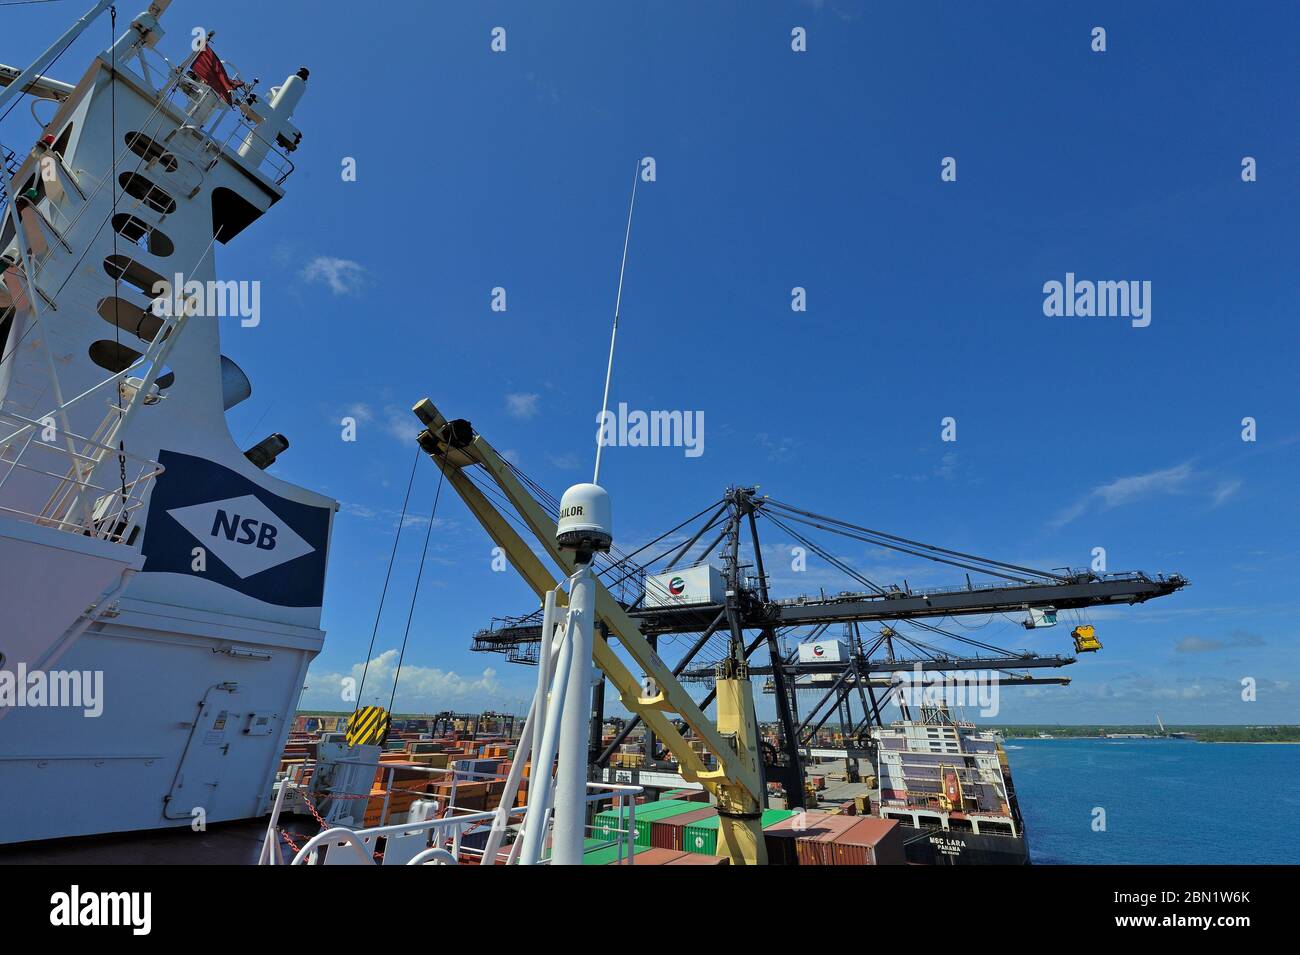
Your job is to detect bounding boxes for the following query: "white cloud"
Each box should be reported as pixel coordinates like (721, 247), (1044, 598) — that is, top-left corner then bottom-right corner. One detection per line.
(756, 432), (795, 461)
(1050, 461), (1195, 529)
(339, 500), (455, 535)
(1174, 630), (1265, 654)
(330, 401), (420, 445)
(381, 403), (421, 443)
(340, 501), (378, 520)
(1095, 461), (1194, 508)
(302, 256), (369, 295)
(302, 649), (509, 712)
(505, 392), (540, 419)
(1212, 479), (1242, 506)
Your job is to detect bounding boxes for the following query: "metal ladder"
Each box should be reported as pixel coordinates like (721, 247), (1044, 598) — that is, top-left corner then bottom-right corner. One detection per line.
(0, 143), (21, 209)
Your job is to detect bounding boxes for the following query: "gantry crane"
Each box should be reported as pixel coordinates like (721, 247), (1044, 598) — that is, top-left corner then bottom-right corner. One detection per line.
(467, 485), (1187, 807)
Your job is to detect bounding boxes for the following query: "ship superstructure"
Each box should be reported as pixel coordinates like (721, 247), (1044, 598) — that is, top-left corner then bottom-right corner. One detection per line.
(0, 1), (335, 844)
(873, 715), (1027, 864)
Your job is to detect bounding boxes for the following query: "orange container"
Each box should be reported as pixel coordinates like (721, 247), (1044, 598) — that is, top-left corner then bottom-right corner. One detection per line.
(829, 818), (906, 866)
(793, 815), (861, 866)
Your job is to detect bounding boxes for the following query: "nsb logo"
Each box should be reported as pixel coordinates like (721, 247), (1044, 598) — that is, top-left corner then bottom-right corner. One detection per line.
(213, 509), (279, 550)
(166, 493), (313, 579)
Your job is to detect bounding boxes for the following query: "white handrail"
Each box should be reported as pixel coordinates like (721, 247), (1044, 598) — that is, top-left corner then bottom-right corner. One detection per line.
(264, 771), (644, 866)
(406, 847), (458, 866)
(288, 809), (500, 865)
(0, 410), (162, 537)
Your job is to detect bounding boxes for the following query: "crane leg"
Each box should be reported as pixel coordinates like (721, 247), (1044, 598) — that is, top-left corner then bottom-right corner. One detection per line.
(713, 675), (767, 865)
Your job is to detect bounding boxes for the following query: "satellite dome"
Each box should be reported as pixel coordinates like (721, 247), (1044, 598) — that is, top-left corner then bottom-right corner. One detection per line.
(556, 483), (612, 555)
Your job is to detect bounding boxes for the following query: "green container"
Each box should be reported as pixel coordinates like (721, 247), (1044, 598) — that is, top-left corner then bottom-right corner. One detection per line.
(683, 808), (798, 856)
(582, 837), (652, 865)
(592, 799), (705, 848)
(682, 816), (719, 855)
(761, 808), (799, 827)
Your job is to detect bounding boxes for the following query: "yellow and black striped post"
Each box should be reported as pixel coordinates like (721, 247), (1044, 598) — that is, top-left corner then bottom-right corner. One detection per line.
(345, 705), (391, 748)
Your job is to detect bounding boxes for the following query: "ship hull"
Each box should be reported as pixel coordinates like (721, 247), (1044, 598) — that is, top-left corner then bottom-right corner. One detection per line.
(900, 824), (1030, 865)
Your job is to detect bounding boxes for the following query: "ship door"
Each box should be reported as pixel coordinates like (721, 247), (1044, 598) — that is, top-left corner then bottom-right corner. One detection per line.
(165, 691), (241, 823)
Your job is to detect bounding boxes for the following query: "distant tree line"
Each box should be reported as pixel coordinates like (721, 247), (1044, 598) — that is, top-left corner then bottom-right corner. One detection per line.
(992, 725), (1300, 742)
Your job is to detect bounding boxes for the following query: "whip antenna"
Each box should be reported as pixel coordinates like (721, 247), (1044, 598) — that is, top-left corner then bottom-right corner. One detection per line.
(593, 161), (640, 485)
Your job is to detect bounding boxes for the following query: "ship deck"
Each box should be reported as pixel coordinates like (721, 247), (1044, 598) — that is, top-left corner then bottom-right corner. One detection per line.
(0, 818), (318, 865)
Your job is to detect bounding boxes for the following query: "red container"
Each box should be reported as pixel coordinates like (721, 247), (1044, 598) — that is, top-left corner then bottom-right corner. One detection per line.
(650, 807), (716, 850)
(830, 818), (906, 866)
(762, 810), (829, 866)
(793, 814), (861, 866)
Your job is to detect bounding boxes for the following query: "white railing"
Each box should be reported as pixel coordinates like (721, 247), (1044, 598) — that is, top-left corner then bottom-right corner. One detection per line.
(0, 407), (162, 544)
(125, 44), (296, 186)
(260, 761), (643, 866)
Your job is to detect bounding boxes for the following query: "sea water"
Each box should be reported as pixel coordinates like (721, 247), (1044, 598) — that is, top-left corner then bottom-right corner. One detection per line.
(1005, 738), (1300, 864)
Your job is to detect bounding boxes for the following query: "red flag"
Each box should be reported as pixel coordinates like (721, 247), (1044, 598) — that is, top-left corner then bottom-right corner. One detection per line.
(189, 46), (244, 105)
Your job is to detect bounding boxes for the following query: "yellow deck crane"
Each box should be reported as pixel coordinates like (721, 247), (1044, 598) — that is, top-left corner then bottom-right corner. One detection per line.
(410, 399), (769, 865)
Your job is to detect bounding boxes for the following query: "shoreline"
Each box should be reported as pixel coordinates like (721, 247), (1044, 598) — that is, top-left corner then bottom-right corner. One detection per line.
(1005, 736), (1300, 745)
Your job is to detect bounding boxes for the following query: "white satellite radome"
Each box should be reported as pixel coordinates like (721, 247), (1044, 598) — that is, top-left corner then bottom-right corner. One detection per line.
(556, 483), (612, 556)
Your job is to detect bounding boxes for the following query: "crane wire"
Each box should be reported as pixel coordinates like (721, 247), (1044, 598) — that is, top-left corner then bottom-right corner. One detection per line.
(764, 498), (1069, 582)
(768, 506), (1034, 584)
(109, 4), (127, 508)
(353, 447), (421, 713)
(761, 510), (884, 594)
(387, 452), (449, 713)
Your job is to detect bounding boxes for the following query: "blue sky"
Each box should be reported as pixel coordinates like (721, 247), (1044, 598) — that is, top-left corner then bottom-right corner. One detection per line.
(5, 1), (1298, 724)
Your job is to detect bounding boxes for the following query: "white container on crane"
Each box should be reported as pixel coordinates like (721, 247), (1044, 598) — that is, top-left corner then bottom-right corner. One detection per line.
(797, 639), (850, 663)
(643, 563), (725, 608)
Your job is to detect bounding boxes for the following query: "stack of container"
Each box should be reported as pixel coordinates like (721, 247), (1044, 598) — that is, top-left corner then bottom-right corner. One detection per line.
(680, 808), (799, 857)
(649, 806), (717, 851)
(592, 798), (710, 847)
(752, 811), (906, 866)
